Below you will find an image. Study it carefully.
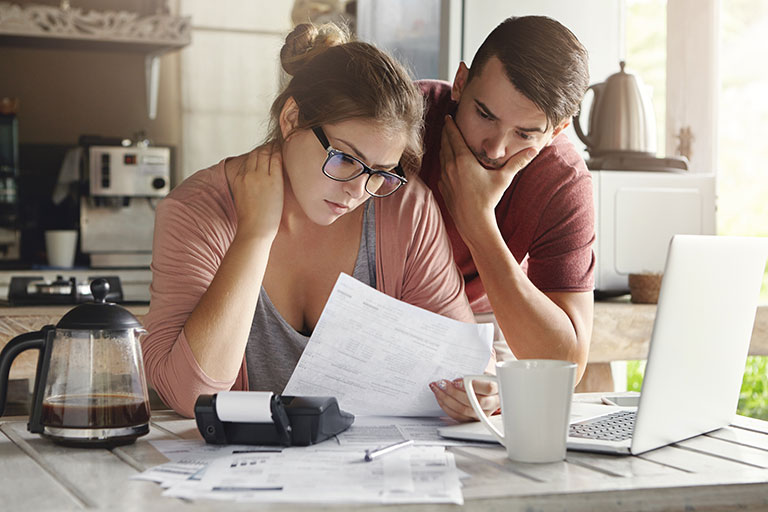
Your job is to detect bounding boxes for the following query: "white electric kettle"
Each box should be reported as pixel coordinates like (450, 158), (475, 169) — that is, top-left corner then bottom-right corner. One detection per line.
(573, 61), (657, 158)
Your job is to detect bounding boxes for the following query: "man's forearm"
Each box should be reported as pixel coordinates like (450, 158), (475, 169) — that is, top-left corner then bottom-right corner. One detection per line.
(463, 223), (590, 381)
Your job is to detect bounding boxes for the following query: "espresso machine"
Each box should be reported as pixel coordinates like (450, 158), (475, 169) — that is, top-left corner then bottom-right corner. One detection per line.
(0, 98), (20, 262)
(80, 142), (171, 268)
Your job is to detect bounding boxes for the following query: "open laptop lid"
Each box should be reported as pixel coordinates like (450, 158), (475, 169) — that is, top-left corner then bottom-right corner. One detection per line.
(437, 235), (767, 454)
(630, 235), (768, 454)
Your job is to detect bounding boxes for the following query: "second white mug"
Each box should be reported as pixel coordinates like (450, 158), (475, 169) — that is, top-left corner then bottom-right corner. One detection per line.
(464, 359), (577, 463)
(45, 229), (78, 268)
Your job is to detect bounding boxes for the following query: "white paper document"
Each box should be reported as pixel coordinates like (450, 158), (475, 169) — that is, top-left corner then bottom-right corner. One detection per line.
(336, 415), (482, 447)
(151, 445), (463, 505)
(132, 440), (282, 487)
(283, 273), (494, 416)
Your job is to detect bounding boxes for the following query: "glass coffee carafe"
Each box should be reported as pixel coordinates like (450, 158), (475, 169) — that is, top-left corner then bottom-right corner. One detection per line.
(0, 279), (150, 447)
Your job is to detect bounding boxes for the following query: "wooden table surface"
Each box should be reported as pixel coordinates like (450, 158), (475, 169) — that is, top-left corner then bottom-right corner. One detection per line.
(2, 393), (768, 511)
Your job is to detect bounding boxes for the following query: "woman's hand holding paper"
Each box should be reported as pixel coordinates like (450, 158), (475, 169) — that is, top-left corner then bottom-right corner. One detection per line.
(430, 378), (499, 422)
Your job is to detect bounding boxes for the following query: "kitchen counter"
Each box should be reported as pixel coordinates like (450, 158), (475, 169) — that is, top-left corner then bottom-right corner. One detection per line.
(575, 301), (768, 392)
(1, 302), (766, 388)
(590, 301), (768, 362)
(0, 268), (153, 303)
(0, 305), (149, 317)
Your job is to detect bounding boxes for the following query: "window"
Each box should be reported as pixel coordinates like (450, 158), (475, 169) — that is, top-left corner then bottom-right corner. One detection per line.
(718, 0), (768, 304)
(624, 0), (768, 418)
(625, 0), (666, 157)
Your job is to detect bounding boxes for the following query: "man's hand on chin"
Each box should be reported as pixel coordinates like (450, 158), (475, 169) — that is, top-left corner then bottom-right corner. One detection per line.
(438, 115), (536, 235)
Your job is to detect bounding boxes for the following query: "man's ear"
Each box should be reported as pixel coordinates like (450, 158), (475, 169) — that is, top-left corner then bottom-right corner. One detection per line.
(451, 62), (470, 102)
(279, 97), (300, 140)
(552, 119), (570, 138)
(546, 119), (570, 146)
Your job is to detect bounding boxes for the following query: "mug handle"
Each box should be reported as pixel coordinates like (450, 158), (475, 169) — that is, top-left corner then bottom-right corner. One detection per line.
(463, 374), (505, 446)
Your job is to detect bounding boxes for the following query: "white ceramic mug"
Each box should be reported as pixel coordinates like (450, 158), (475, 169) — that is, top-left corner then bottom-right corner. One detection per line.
(464, 359), (577, 463)
(45, 230), (78, 268)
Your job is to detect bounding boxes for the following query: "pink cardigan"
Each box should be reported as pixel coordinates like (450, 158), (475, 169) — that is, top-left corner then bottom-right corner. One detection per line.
(142, 158), (474, 417)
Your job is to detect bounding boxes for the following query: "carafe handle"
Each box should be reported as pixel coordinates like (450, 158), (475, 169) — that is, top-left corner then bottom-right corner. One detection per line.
(0, 330), (47, 417)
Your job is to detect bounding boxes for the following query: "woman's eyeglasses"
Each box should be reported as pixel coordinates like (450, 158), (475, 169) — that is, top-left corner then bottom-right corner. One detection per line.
(312, 126), (407, 198)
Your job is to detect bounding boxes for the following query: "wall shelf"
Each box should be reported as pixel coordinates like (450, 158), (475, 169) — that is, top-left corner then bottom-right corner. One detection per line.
(0, 1), (191, 119)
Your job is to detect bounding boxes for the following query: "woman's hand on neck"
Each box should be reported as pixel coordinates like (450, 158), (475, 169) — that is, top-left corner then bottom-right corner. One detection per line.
(229, 144), (285, 243)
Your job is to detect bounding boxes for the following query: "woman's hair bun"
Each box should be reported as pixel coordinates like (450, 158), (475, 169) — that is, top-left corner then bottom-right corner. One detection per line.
(280, 22), (350, 76)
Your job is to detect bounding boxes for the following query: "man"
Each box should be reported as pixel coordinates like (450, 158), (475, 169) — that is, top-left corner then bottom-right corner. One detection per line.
(425, 16), (595, 419)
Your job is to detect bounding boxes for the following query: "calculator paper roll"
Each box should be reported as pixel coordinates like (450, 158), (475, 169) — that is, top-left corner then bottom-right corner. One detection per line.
(215, 391), (274, 423)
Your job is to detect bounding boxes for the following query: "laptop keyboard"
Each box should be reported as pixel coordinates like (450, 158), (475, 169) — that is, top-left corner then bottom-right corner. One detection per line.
(569, 410), (636, 442)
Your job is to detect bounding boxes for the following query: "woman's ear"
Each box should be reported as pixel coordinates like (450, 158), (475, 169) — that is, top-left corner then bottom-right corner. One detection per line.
(279, 97), (300, 140)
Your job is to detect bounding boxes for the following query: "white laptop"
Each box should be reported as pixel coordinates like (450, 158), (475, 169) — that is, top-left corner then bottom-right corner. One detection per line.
(439, 235), (768, 455)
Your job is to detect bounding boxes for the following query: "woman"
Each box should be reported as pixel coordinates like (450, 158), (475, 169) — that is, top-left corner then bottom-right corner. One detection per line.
(142, 23), (498, 420)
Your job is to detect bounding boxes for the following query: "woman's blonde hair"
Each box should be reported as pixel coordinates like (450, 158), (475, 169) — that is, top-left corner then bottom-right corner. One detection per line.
(268, 23), (424, 174)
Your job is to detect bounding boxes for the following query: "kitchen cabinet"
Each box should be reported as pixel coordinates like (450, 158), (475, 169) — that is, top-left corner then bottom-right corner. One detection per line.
(0, 2), (191, 119)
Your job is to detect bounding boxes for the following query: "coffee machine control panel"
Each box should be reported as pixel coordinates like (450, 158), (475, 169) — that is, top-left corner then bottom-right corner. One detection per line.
(88, 146), (170, 197)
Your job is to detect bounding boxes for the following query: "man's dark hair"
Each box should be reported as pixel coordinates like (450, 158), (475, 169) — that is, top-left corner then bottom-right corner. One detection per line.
(467, 16), (589, 128)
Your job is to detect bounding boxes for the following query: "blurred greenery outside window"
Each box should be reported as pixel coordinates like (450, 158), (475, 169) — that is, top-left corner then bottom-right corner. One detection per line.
(623, 0), (768, 419)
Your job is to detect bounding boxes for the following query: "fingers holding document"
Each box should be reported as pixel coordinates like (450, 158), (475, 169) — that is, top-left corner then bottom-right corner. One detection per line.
(430, 378), (500, 422)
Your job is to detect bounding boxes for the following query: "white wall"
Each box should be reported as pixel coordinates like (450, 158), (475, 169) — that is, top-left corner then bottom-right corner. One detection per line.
(178, 0), (293, 180)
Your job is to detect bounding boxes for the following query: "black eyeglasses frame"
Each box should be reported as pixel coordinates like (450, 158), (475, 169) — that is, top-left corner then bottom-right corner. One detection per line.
(312, 126), (407, 198)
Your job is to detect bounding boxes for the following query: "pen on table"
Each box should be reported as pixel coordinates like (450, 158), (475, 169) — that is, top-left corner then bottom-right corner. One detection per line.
(363, 439), (414, 462)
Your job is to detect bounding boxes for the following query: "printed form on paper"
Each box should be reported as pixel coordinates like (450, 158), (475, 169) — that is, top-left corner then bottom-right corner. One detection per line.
(283, 273), (494, 416)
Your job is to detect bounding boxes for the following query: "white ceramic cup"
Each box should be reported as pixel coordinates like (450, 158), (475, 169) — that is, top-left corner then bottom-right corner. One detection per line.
(464, 359), (577, 463)
(45, 229), (78, 268)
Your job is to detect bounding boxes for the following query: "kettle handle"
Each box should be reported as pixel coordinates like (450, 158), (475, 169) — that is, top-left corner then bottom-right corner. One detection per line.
(573, 83), (601, 149)
(0, 330), (47, 417)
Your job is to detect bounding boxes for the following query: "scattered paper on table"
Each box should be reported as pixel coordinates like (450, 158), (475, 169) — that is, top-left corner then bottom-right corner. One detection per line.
(132, 440), (281, 487)
(137, 443), (463, 505)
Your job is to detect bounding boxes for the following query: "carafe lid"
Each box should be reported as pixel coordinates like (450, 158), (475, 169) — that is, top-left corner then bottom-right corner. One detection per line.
(56, 278), (142, 330)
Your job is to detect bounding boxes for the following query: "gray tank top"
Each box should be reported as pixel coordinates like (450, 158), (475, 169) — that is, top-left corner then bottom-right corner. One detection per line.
(245, 200), (376, 393)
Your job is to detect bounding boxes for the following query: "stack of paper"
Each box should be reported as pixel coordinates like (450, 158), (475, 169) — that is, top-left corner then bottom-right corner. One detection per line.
(134, 440), (464, 505)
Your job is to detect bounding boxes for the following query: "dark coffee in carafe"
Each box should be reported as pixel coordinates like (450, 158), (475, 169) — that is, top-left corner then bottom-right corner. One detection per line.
(41, 394), (150, 429)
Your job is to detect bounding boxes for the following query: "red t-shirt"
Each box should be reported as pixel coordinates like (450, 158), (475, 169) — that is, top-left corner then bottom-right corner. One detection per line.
(418, 80), (595, 313)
